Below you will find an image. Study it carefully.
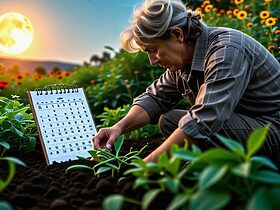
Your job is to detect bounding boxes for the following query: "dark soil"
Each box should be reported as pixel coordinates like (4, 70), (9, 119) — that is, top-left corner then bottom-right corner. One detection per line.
(0, 137), (165, 210)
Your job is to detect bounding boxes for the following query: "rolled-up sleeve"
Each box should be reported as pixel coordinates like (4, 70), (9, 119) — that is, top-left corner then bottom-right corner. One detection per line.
(133, 70), (183, 124)
(179, 42), (252, 143)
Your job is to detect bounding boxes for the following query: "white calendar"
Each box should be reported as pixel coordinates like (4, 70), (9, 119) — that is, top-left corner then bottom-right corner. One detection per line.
(27, 84), (97, 165)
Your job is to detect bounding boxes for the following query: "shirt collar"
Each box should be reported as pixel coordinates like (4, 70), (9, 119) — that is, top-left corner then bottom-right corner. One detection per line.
(191, 22), (209, 72)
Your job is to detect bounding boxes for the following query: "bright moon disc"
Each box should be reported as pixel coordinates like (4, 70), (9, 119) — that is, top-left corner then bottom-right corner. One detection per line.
(0, 12), (33, 54)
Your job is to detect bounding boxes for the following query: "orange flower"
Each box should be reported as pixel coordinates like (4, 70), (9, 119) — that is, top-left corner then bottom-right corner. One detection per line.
(264, 0), (272, 2)
(226, 10), (232, 15)
(268, 45), (275, 51)
(195, 7), (202, 13)
(90, 80), (95, 85)
(265, 17), (276, 27)
(220, 9), (225, 14)
(260, 11), (270, 19)
(212, 7), (218, 12)
(124, 79), (129, 83)
(64, 71), (71, 76)
(275, 30), (280, 34)
(16, 81), (22, 85)
(247, 22), (253, 27)
(24, 69), (30, 76)
(244, 4), (250, 9)
(233, 9), (240, 16)
(234, 0), (244, 4)
(204, 4), (213, 13)
(216, 13), (221, 17)
(237, 11), (247, 20)
(17, 74), (23, 79)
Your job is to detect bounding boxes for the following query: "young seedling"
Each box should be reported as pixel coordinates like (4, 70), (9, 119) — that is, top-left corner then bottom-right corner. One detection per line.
(66, 135), (147, 177)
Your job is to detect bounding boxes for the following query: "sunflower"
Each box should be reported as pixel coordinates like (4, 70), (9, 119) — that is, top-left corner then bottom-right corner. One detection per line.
(237, 11), (248, 20)
(234, 0), (244, 4)
(204, 4), (213, 13)
(265, 17), (276, 27)
(260, 11), (270, 19)
(264, 0), (272, 2)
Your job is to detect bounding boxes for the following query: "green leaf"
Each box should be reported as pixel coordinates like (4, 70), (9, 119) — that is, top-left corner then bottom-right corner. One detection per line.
(14, 113), (25, 122)
(198, 148), (241, 164)
(173, 149), (198, 161)
(2, 157), (26, 167)
(189, 190), (230, 210)
(0, 201), (13, 210)
(142, 189), (161, 210)
(269, 187), (280, 208)
(65, 165), (93, 173)
(0, 141), (10, 150)
(249, 170), (280, 185)
(246, 188), (272, 210)
(133, 178), (150, 189)
(250, 156), (278, 171)
(199, 165), (228, 190)
(231, 162), (251, 177)
(96, 166), (112, 175)
(166, 194), (189, 210)
(246, 125), (269, 158)
(10, 127), (24, 137)
(25, 136), (36, 153)
(114, 135), (124, 156)
(0, 116), (6, 124)
(160, 177), (180, 193)
(103, 194), (125, 210)
(215, 133), (245, 156)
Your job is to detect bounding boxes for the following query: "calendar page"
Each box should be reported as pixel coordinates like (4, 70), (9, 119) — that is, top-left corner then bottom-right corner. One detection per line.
(27, 85), (97, 165)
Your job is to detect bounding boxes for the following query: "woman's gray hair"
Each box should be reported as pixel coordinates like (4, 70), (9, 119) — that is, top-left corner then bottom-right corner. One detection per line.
(120, 0), (202, 53)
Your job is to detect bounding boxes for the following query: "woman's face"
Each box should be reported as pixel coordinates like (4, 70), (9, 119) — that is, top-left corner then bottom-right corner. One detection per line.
(137, 29), (194, 72)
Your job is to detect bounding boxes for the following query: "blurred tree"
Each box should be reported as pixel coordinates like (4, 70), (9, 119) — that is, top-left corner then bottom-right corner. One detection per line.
(34, 66), (47, 75)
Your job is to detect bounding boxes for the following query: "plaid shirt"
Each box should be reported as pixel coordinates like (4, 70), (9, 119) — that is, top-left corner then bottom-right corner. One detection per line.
(133, 23), (280, 142)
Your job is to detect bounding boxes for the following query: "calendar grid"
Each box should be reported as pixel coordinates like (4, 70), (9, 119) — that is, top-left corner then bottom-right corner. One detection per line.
(27, 86), (97, 165)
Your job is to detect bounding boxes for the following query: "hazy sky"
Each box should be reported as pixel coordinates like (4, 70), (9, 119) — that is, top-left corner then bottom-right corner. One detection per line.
(0, 0), (143, 64)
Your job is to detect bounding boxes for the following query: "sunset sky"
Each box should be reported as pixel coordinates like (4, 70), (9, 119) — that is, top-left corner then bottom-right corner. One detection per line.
(0, 0), (143, 64)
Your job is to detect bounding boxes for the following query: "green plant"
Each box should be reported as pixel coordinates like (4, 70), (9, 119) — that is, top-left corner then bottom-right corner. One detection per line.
(96, 105), (161, 139)
(0, 156), (26, 210)
(0, 96), (37, 156)
(104, 125), (280, 210)
(66, 135), (147, 177)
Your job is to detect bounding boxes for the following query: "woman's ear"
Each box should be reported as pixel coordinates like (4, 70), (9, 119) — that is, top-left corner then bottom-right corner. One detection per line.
(170, 28), (184, 43)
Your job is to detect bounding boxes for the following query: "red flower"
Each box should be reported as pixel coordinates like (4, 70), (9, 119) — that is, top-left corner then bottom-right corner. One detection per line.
(17, 74), (23, 79)
(0, 83), (7, 89)
(57, 75), (63, 79)
(50, 70), (55, 74)
(56, 70), (62, 75)
(16, 81), (22, 85)
(268, 45), (276, 51)
(90, 80), (95, 85)
(64, 71), (71, 76)
(0, 80), (9, 85)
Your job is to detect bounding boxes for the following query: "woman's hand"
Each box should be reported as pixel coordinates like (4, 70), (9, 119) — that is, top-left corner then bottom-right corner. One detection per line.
(92, 126), (122, 151)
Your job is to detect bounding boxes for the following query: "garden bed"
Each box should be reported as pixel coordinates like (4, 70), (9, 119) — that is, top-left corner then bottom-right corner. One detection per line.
(0, 136), (165, 210)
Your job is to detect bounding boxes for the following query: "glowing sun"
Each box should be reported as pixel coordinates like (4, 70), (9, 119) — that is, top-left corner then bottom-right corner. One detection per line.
(0, 12), (33, 54)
